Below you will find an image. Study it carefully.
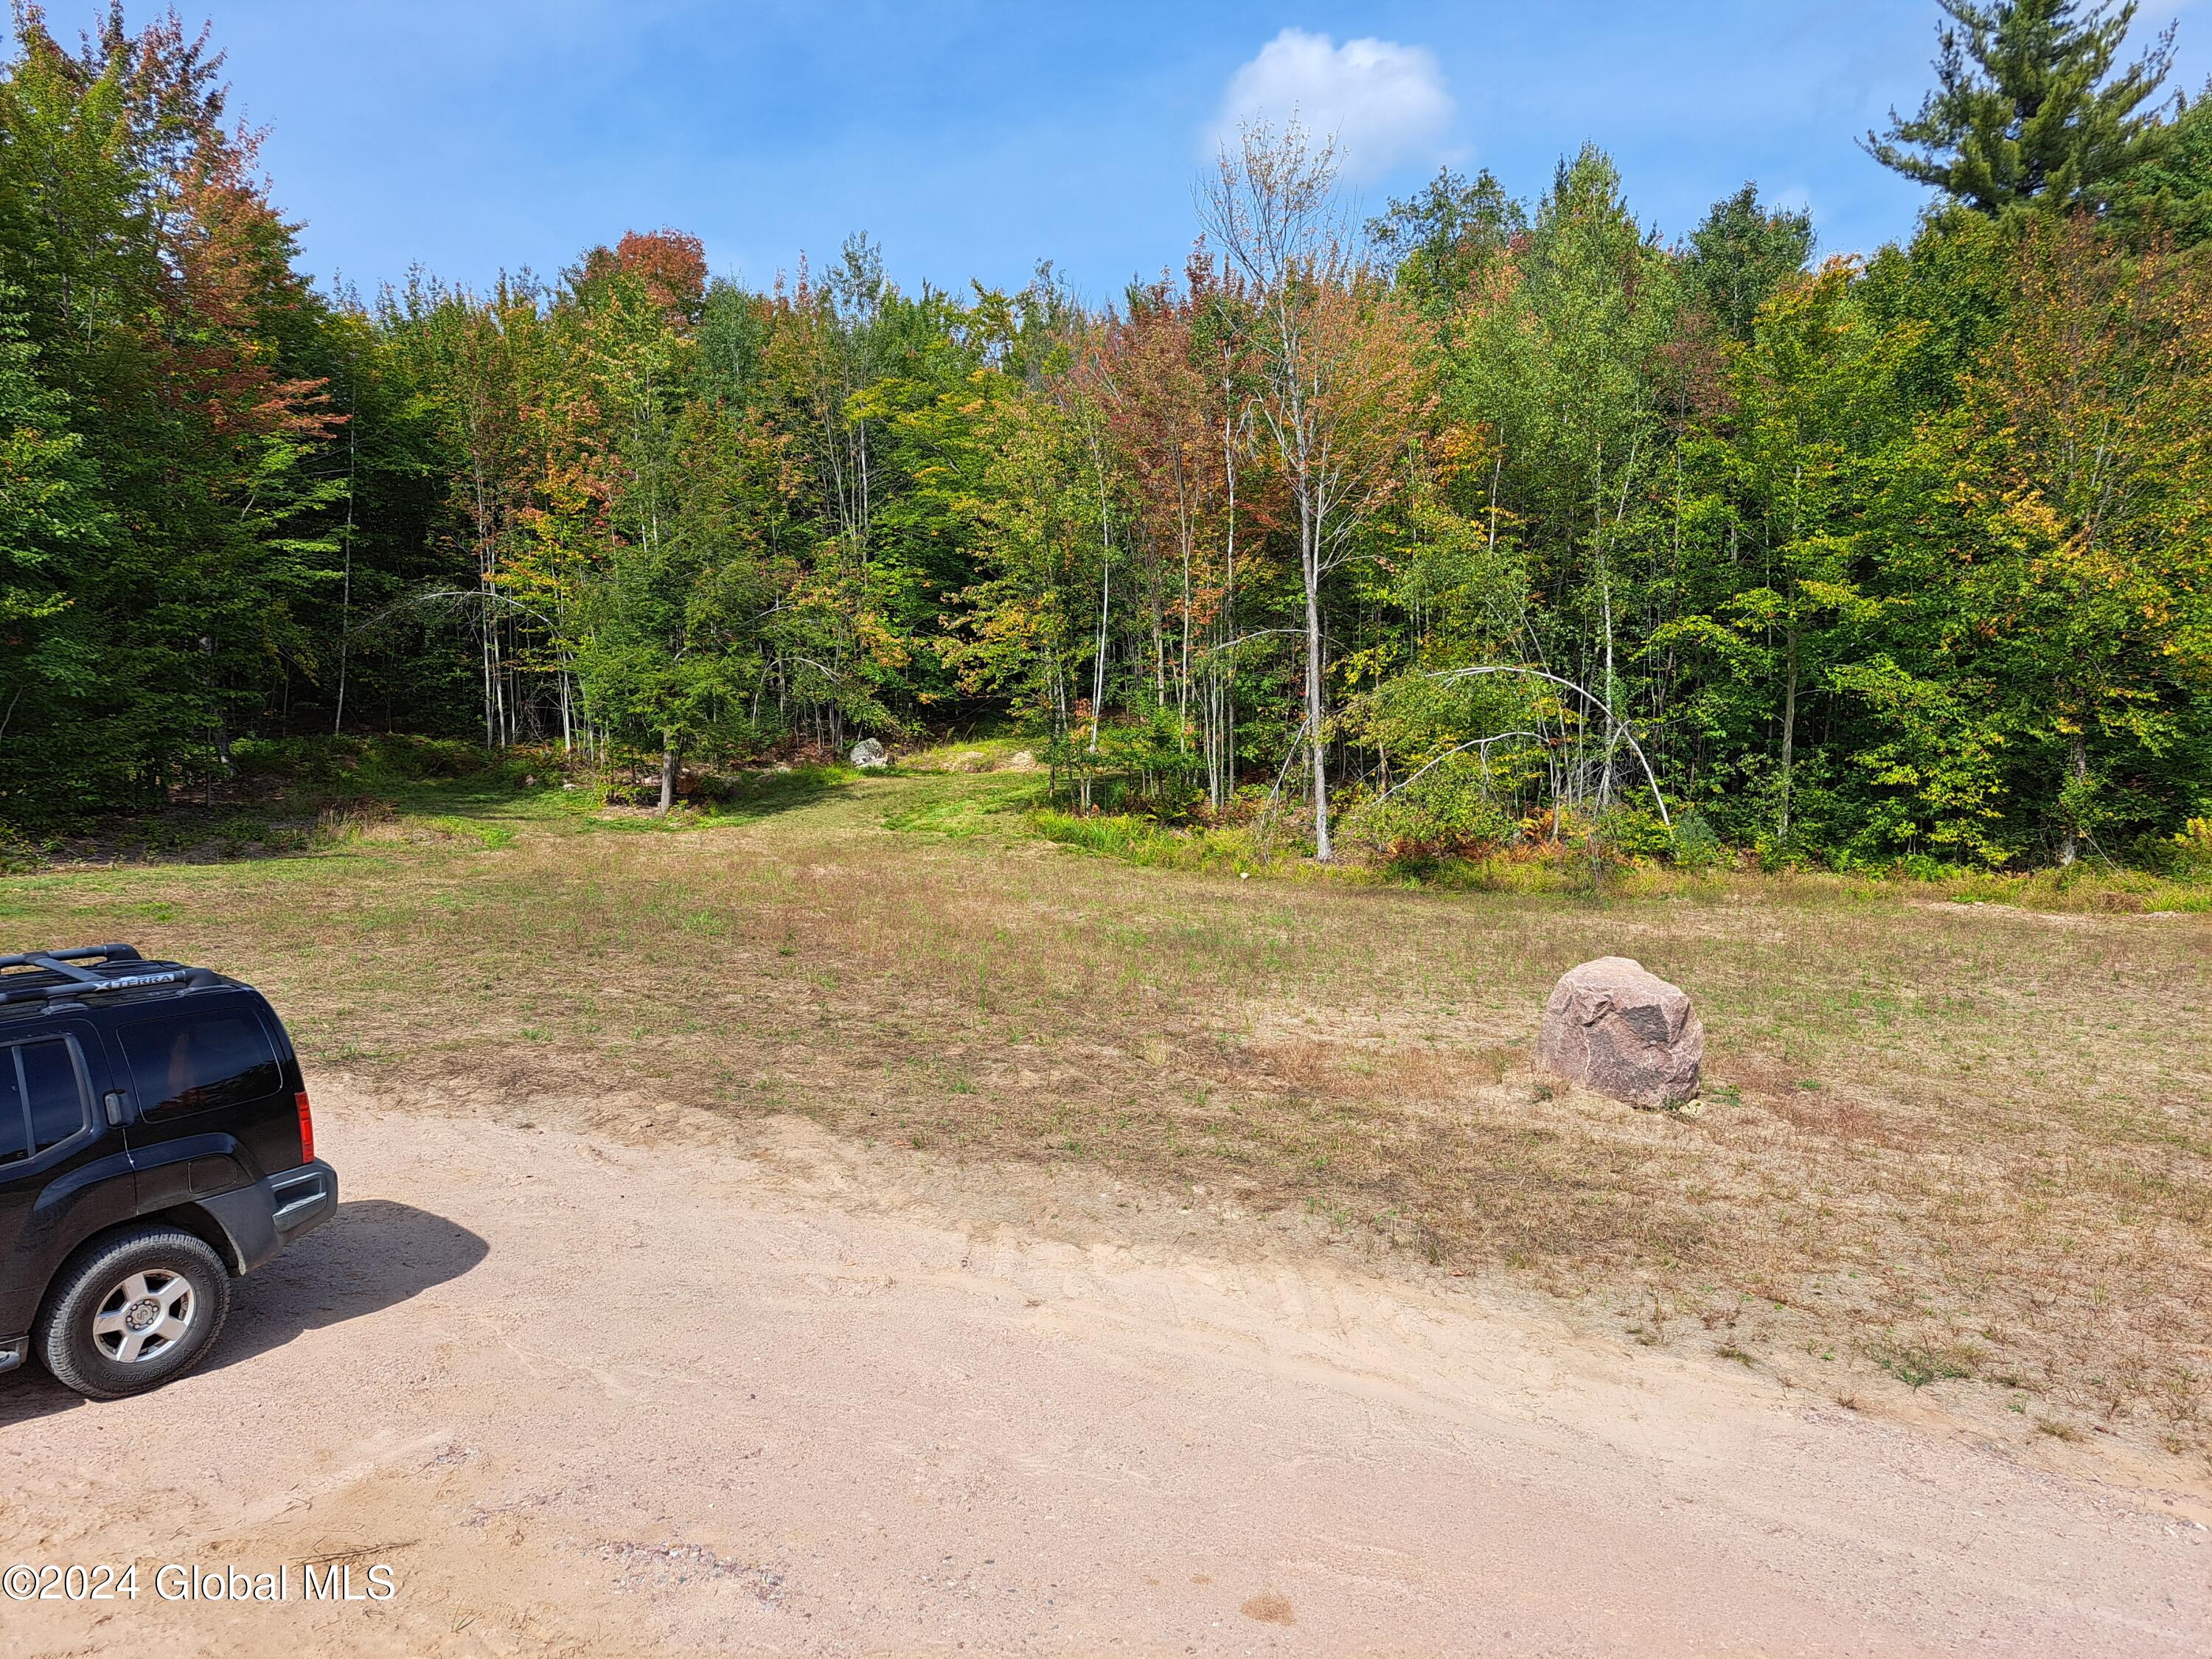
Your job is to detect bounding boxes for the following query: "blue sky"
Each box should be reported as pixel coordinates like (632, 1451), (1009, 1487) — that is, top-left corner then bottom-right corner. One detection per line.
(79, 1), (2212, 305)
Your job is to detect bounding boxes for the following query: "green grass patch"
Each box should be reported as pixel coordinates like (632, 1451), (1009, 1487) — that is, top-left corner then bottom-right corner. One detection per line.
(1029, 810), (1262, 873)
(1871, 1340), (1975, 1389)
(422, 816), (518, 850)
(883, 776), (1038, 838)
(883, 796), (1001, 838)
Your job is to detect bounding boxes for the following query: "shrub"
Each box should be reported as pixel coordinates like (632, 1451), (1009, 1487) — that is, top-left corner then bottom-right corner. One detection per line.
(1590, 804), (1673, 862)
(2170, 818), (2212, 874)
(1339, 754), (1519, 870)
(1670, 810), (1723, 869)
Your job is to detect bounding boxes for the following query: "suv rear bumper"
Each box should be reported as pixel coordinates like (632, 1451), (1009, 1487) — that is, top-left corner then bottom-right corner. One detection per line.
(197, 1159), (339, 1276)
(0, 1162), (337, 1373)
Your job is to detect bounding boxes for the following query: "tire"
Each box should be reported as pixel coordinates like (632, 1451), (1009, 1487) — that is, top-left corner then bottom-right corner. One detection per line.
(34, 1226), (232, 1400)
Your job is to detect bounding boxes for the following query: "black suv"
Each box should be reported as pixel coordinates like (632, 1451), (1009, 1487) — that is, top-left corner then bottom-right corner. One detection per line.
(0, 945), (336, 1399)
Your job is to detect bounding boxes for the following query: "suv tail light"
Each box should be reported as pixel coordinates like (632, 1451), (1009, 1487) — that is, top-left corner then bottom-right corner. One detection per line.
(295, 1090), (316, 1164)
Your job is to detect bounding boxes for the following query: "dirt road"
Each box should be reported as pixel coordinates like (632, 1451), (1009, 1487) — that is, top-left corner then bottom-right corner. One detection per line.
(2, 1089), (2205, 1657)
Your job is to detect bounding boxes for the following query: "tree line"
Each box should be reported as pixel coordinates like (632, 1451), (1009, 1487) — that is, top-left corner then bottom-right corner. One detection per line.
(2, 0), (2209, 872)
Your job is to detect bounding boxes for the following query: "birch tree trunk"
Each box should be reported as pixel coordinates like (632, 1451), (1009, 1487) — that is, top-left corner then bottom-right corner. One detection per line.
(1304, 537), (1331, 860)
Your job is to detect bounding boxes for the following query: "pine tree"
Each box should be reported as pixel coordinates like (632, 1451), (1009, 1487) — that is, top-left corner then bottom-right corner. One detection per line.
(2108, 77), (2212, 243)
(1865, 1), (2175, 216)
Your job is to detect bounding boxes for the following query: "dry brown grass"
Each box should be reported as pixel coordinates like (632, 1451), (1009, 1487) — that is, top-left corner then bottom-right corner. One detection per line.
(4, 771), (2208, 1468)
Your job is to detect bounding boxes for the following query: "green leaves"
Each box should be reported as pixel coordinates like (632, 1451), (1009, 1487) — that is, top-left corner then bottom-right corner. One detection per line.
(1830, 657), (2011, 864)
(1867, 1), (2178, 218)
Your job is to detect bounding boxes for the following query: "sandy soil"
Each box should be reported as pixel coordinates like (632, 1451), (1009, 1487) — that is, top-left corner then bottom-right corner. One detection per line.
(1, 1088), (2206, 1658)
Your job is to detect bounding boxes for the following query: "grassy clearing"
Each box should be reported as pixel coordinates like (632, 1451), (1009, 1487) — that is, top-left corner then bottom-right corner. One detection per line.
(4, 768), (2208, 1470)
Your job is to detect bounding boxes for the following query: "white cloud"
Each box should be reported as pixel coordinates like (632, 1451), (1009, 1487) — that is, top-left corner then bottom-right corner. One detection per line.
(1210, 28), (1454, 181)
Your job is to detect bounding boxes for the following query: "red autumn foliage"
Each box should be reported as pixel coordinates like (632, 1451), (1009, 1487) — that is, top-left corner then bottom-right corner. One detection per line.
(580, 229), (709, 326)
(31, 4), (341, 445)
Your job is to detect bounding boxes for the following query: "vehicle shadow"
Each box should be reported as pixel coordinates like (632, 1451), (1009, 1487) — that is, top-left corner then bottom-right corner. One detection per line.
(0, 1199), (487, 1425)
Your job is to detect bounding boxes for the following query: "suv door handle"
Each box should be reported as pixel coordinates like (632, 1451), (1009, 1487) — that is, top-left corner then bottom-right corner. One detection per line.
(102, 1090), (128, 1126)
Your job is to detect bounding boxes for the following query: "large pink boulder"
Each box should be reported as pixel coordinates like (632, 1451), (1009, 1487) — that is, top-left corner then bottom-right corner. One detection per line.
(1538, 957), (1703, 1108)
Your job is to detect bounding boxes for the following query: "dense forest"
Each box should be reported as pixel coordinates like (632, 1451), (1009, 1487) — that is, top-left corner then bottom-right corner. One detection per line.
(2, 0), (2210, 873)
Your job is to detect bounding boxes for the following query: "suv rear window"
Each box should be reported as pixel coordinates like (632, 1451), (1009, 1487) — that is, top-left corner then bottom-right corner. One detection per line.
(118, 1011), (281, 1121)
(0, 1037), (91, 1164)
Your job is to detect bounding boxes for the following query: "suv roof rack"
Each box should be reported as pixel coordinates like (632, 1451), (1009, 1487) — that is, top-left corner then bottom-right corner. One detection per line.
(0, 944), (220, 1008)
